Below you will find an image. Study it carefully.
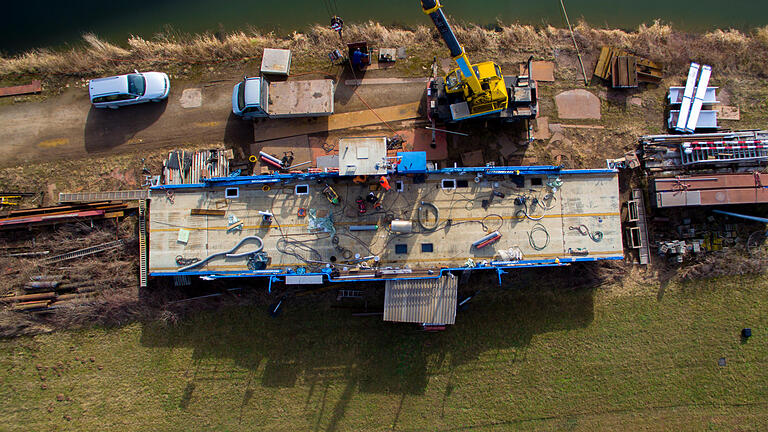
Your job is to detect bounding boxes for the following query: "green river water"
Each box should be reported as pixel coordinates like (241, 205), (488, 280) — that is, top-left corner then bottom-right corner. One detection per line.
(3, 0), (767, 54)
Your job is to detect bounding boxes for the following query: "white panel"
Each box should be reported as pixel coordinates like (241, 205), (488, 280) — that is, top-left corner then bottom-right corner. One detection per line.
(285, 275), (324, 285)
(676, 63), (699, 131)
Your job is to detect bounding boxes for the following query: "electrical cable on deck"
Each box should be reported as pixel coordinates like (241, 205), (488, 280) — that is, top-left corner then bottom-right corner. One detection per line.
(417, 201), (440, 231)
(529, 223), (550, 251)
(568, 224), (603, 242)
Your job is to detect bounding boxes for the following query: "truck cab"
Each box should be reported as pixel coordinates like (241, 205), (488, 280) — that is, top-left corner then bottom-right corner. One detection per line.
(232, 76), (268, 119)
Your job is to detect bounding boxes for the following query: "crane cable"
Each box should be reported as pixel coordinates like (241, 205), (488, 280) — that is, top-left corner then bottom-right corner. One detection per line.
(318, 1), (400, 137)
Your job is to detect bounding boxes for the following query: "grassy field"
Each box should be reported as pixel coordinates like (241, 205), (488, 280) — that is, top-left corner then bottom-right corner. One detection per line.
(1, 272), (767, 431)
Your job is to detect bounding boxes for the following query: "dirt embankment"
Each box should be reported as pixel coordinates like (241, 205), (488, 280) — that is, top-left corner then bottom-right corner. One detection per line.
(2, 21), (768, 88)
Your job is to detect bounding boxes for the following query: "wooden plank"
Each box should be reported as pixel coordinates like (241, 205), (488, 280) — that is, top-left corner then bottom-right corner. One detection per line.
(559, 124), (606, 130)
(344, 78), (429, 86)
(593, 47), (613, 80)
(190, 209), (226, 216)
(716, 105), (741, 121)
(0, 81), (42, 98)
(254, 102), (421, 142)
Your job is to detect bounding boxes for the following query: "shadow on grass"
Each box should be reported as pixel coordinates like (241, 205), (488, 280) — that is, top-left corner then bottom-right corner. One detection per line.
(139, 273), (595, 400)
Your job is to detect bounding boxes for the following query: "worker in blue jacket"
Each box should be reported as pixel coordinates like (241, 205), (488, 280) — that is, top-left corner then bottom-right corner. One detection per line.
(351, 48), (369, 69)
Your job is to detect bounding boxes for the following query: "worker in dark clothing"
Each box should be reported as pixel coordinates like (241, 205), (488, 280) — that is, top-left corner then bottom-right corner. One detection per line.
(351, 48), (369, 69)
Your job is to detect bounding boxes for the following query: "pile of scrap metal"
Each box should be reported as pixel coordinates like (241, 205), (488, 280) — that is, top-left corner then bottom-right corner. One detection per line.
(1, 275), (101, 314)
(640, 130), (768, 174)
(593, 46), (662, 88)
(657, 240), (699, 263)
(655, 220), (740, 263)
(162, 148), (234, 185)
(0, 202), (129, 229)
(606, 151), (641, 170)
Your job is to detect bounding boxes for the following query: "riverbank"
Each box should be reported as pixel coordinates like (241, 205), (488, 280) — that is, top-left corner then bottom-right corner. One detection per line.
(2, 21), (768, 84)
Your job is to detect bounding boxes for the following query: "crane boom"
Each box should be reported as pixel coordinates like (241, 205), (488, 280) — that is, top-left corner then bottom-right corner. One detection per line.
(420, 0), (508, 120)
(420, 0), (482, 95)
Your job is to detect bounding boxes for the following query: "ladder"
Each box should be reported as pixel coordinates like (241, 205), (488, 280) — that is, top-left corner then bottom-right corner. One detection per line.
(44, 240), (124, 264)
(138, 200), (148, 288)
(680, 141), (768, 165)
(337, 289), (364, 300)
(632, 189), (651, 265)
(58, 190), (148, 203)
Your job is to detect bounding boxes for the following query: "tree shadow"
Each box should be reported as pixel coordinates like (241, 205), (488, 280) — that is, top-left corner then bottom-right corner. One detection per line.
(83, 100), (167, 153)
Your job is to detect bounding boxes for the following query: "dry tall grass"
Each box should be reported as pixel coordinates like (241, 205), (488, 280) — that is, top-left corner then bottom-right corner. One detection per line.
(2, 21), (768, 78)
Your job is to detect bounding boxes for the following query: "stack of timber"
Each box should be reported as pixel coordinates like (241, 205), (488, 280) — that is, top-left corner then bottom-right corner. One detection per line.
(1, 275), (102, 314)
(593, 46), (662, 88)
(653, 172), (768, 208)
(162, 148), (233, 185)
(0, 202), (129, 229)
(640, 130), (768, 174)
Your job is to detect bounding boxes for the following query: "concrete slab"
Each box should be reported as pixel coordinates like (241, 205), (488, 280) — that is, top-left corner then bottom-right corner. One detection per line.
(533, 117), (551, 140)
(521, 61), (555, 82)
(179, 88), (202, 109)
(629, 97), (643, 107)
(555, 89), (601, 120)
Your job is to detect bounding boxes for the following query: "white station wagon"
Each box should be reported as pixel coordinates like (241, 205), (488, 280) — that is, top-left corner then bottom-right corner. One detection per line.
(88, 71), (170, 109)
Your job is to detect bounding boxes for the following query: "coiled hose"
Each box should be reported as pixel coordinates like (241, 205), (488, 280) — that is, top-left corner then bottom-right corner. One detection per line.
(178, 235), (264, 272)
(528, 223), (550, 251)
(417, 201), (440, 231)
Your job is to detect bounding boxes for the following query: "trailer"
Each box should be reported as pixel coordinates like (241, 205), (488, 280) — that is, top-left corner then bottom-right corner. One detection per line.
(232, 76), (335, 119)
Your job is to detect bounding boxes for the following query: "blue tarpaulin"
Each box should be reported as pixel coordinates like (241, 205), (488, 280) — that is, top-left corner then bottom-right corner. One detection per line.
(397, 151), (427, 173)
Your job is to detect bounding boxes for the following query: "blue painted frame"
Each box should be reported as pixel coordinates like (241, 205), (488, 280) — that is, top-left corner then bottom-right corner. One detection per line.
(148, 165), (622, 284)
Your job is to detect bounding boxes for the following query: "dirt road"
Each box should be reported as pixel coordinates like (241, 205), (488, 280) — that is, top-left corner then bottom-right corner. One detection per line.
(0, 74), (426, 169)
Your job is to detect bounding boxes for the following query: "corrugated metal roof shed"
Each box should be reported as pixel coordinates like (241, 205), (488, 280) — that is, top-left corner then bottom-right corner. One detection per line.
(384, 275), (457, 325)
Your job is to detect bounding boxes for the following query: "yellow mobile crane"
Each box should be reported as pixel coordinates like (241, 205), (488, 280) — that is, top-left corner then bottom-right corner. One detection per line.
(421, 0), (537, 123)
